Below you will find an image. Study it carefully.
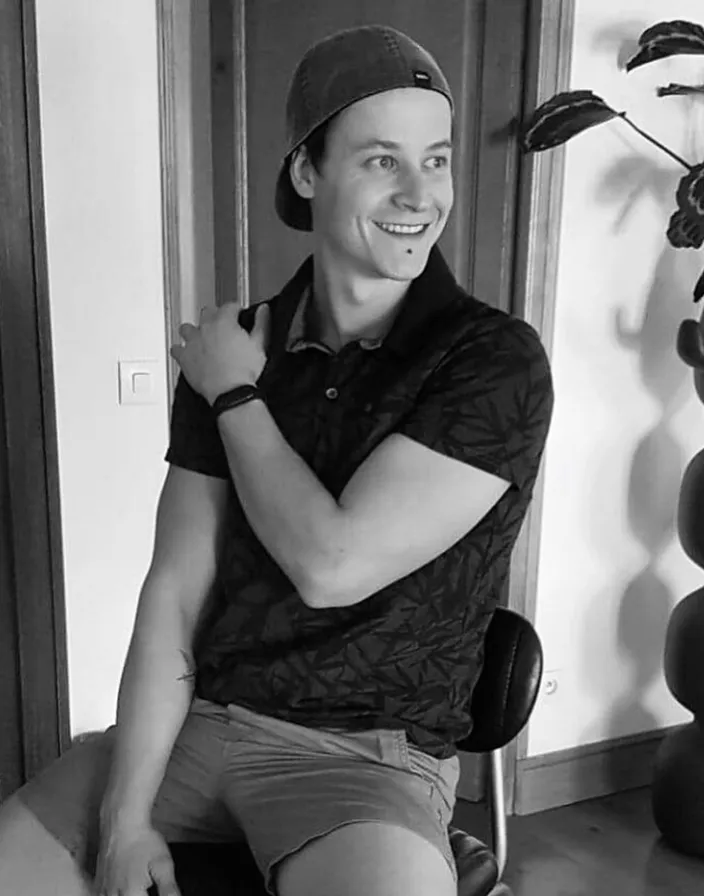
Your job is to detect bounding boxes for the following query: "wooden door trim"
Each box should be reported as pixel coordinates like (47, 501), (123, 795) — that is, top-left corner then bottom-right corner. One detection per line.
(156, 0), (183, 401)
(232, 0), (250, 310)
(505, 0), (576, 811)
(157, 0), (220, 400)
(0, 0), (70, 781)
(468, 0), (532, 313)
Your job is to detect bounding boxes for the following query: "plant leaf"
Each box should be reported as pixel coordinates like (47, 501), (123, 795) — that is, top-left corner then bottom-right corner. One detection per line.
(667, 209), (704, 249)
(626, 20), (704, 72)
(677, 319), (704, 366)
(676, 163), (704, 218)
(695, 269), (704, 304)
(521, 90), (618, 152)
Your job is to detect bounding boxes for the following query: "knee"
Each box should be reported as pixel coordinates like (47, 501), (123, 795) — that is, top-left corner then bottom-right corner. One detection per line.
(0, 794), (49, 849)
(276, 821), (456, 896)
(0, 793), (94, 896)
(0, 793), (31, 829)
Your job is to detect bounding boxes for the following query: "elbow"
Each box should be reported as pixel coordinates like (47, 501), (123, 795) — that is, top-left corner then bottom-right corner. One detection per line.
(296, 552), (364, 610)
(295, 562), (336, 610)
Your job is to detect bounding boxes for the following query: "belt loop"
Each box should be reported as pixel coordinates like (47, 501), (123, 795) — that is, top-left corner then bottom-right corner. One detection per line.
(394, 729), (409, 769)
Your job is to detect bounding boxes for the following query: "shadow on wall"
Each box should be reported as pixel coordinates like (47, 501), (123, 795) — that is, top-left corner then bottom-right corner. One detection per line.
(575, 25), (704, 774)
(580, 243), (692, 764)
(611, 220), (698, 754)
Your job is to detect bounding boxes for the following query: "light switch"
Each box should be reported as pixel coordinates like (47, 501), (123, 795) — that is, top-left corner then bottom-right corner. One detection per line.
(118, 360), (161, 405)
(132, 372), (151, 397)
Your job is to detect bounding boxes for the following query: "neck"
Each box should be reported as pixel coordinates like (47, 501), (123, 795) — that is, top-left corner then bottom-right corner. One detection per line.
(311, 247), (409, 351)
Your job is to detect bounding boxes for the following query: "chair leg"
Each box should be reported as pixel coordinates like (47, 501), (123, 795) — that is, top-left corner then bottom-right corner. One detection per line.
(488, 747), (507, 878)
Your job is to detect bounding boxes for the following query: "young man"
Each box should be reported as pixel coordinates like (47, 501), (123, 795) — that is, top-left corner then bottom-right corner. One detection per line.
(0, 25), (553, 896)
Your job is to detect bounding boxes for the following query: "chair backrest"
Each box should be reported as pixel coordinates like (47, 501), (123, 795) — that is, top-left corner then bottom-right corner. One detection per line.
(456, 607), (543, 754)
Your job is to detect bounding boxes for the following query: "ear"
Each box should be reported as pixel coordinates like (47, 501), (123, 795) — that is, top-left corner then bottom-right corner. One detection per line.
(289, 146), (316, 201)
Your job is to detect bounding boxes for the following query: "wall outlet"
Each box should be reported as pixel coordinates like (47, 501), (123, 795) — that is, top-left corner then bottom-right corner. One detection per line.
(542, 669), (561, 698)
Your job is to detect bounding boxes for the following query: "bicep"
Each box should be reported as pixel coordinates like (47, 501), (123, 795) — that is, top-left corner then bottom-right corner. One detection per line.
(138, 465), (229, 630)
(315, 433), (510, 607)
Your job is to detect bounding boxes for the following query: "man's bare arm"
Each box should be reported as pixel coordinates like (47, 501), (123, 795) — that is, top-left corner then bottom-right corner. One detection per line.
(100, 465), (228, 832)
(216, 401), (508, 609)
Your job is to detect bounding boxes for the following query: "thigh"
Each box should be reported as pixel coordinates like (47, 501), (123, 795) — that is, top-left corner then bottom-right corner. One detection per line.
(16, 730), (115, 874)
(276, 821), (456, 896)
(219, 702), (460, 896)
(0, 794), (94, 896)
(16, 700), (244, 877)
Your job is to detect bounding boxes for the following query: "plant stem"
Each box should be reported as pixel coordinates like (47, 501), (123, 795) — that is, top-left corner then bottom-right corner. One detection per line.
(616, 111), (694, 171)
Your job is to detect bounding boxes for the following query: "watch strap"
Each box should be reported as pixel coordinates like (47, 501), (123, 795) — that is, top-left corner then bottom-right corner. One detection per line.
(211, 383), (263, 418)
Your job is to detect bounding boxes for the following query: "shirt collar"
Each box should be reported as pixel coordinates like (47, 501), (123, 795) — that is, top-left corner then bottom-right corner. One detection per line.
(270, 245), (462, 360)
(285, 286), (385, 355)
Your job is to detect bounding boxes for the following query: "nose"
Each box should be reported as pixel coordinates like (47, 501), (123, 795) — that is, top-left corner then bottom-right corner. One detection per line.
(394, 166), (430, 212)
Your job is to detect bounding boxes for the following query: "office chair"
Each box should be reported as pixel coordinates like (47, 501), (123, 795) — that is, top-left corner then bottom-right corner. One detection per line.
(165, 607), (543, 896)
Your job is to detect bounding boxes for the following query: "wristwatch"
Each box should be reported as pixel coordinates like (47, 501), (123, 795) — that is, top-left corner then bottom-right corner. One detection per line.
(211, 383), (263, 418)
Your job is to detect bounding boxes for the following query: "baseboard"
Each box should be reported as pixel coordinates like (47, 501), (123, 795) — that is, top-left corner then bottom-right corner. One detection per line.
(513, 723), (684, 815)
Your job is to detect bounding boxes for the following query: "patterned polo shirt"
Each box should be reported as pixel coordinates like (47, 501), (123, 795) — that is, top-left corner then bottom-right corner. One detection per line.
(165, 246), (554, 759)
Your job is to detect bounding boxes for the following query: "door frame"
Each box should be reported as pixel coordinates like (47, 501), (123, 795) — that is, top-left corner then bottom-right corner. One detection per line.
(0, 0), (70, 789)
(504, 0), (576, 813)
(155, 0), (574, 813)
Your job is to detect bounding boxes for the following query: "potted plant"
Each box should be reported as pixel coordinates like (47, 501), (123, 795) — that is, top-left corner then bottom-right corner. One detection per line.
(521, 19), (704, 858)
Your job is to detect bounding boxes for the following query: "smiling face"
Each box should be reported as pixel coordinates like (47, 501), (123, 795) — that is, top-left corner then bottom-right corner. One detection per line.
(290, 87), (454, 286)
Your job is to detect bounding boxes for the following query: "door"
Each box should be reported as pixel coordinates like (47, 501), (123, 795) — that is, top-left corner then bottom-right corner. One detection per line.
(0, 0), (70, 800)
(204, 0), (532, 801)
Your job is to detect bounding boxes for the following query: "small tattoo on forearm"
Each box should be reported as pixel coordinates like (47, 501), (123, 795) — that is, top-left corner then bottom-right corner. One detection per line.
(177, 649), (196, 682)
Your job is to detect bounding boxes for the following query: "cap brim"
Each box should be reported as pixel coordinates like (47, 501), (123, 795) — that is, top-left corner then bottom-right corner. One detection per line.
(275, 157), (312, 232)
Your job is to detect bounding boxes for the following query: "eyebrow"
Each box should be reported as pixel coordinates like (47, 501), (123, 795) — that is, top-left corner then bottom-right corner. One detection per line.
(352, 139), (453, 153)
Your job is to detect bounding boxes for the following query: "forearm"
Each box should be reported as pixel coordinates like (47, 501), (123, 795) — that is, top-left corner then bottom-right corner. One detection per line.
(100, 577), (196, 832)
(217, 399), (343, 602)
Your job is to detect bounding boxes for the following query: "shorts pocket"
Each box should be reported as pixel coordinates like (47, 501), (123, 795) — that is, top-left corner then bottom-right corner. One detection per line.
(395, 733), (461, 827)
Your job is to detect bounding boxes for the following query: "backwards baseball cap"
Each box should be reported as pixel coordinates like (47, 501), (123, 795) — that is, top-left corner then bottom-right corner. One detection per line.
(275, 25), (454, 232)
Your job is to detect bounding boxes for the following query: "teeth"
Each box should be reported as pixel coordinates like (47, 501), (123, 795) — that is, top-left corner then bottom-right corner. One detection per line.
(376, 222), (427, 235)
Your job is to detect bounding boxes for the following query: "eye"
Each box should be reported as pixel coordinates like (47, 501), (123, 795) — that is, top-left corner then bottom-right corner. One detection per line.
(367, 155), (398, 172)
(425, 155), (450, 171)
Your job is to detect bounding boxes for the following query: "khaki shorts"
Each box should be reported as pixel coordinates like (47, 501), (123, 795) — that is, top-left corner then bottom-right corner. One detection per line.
(18, 697), (460, 895)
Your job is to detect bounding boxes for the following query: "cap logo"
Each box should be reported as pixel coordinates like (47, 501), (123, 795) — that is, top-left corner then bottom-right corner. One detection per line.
(413, 70), (432, 87)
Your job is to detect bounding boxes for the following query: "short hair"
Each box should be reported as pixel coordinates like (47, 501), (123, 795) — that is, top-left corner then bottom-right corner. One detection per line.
(301, 116), (334, 173)
(289, 115), (336, 226)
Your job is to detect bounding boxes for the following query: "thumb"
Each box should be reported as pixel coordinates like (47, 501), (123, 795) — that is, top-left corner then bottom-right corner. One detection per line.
(150, 855), (181, 896)
(251, 303), (271, 350)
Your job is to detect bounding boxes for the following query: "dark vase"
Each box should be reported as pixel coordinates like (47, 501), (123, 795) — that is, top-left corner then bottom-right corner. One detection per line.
(651, 329), (704, 856)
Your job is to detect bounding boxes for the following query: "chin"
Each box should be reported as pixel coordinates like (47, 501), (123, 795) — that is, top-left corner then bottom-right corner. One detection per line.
(377, 247), (432, 281)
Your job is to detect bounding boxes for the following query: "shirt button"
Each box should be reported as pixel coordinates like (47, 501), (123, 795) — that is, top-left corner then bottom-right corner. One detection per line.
(325, 387), (339, 400)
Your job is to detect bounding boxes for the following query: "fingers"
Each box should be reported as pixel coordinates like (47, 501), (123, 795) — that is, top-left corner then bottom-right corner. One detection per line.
(178, 323), (198, 342)
(199, 306), (217, 325)
(254, 303), (270, 327)
(186, 303), (240, 337)
(171, 300), (265, 374)
(93, 868), (105, 895)
(250, 303), (271, 352)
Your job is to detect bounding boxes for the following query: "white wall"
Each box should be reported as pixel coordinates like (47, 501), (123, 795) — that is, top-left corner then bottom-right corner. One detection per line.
(35, 1), (169, 737)
(528, 0), (704, 755)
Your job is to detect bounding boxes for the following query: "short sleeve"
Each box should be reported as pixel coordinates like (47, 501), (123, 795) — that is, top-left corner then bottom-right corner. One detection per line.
(164, 373), (230, 479)
(397, 317), (554, 493)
